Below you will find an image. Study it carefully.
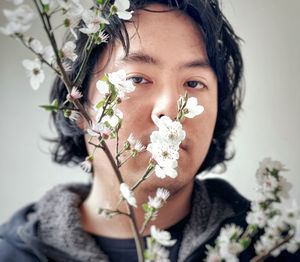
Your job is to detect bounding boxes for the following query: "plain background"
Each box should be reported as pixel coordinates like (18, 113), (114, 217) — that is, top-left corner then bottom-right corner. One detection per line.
(0, 0), (299, 224)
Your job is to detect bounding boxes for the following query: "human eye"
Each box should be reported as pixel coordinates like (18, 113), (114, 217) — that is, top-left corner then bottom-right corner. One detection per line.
(127, 76), (149, 84)
(184, 80), (206, 89)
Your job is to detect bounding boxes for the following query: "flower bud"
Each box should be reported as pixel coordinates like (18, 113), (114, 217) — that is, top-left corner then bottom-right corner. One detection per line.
(110, 5), (117, 14)
(64, 109), (71, 117)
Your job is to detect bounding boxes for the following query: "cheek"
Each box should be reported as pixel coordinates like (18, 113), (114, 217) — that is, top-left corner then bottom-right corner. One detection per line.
(188, 103), (217, 158)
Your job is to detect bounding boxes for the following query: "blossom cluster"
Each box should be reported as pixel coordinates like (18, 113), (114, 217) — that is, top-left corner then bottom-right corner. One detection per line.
(1, 0), (132, 90)
(144, 225), (177, 262)
(205, 158), (300, 262)
(248, 158), (300, 257)
(147, 96), (203, 179)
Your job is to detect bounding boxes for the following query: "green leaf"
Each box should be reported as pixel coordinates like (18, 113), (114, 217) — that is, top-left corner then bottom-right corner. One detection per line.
(101, 75), (109, 82)
(52, 99), (58, 107)
(58, 49), (64, 59)
(246, 224), (258, 237)
(229, 232), (238, 242)
(142, 203), (149, 212)
(110, 132), (116, 139)
(143, 250), (149, 259)
(240, 237), (251, 248)
(39, 105), (58, 112)
(43, 4), (49, 12)
(96, 0), (105, 4)
(96, 100), (104, 109)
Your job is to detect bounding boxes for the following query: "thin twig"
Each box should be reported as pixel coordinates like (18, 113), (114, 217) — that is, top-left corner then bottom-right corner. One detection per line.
(72, 36), (95, 87)
(250, 233), (294, 262)
(33, 1), (145, 260)
(139, 215), (152, 235)
(18, 36), (61, 75)
(118, 153), (134, 167)
(131, 165), (155, 191)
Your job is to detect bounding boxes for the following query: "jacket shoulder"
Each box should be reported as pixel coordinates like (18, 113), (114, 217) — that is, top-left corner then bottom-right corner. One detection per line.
(0, 238), (40, 262)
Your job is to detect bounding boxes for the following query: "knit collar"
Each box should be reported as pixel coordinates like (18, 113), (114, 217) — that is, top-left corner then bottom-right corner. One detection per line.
(15, 178), (248, 262)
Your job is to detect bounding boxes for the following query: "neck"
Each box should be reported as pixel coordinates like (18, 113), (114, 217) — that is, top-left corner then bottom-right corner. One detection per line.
(80, 172), (194, 238)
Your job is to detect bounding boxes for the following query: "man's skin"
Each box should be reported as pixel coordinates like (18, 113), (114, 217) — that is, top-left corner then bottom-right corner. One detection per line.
(80, 4), (218, 238)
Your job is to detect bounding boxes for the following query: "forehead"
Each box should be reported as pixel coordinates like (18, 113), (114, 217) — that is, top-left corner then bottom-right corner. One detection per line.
(108, 4), (209, 70)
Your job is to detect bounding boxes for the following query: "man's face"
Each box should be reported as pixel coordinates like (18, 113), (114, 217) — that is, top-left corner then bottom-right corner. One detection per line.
(87, 4), (218, 194)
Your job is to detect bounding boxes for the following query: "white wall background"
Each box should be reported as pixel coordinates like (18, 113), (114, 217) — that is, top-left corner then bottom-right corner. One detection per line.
(0, 0), (299, 224)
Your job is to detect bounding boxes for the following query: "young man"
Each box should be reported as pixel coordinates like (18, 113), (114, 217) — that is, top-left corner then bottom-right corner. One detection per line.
(0, 0), (298, 261)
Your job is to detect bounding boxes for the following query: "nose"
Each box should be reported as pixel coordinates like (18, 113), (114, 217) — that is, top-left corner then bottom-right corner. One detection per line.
(151, 84), (180, 121)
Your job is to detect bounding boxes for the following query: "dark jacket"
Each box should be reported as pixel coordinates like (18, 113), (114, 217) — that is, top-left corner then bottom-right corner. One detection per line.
(0, 178), (299, 262)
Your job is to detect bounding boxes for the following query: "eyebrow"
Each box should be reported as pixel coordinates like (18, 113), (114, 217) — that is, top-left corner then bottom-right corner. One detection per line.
(120, 52), (159, 65)
(119, 52), (211, 70)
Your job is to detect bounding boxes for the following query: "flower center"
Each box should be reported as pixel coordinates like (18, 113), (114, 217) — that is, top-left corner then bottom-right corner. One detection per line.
(33, 68), (40, 75)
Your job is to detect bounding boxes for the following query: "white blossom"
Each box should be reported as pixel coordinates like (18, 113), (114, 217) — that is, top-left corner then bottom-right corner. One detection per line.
(87, 122), (106, 137)
(184, 97), (204, 118)
(126, 133), (145, 152)
(62, 41), (77, 62)
(286, 239), (299, 253)
(96, 106), (123, 128)
(134, 140), (146, 152)
(107, 69), (136, 98)
(254, 237), (269, 256)
(277, 176), (292, 199)
(6, 0), (24, 5)
(68, 110), (81, 121)
(150, 225), (176, 247)
(67, 86), (83, 101)
(113, 0), (133, 20)
(205, 249), (222, 262)
(151, 115), (186, 146)
(281, 200), (300, 226)
(145, 238), (170, 262)
(80, 156), (93, 173)
(294, 219), (300, 242)
(127, 133), (135, 144)
(56, 0), (82, 13)
(42, 45), (55, 65)
(218, 224), (243, 261)
(156, 188), (170, 201)
(120, 183), (137, 207)
(148, 188), (170, 209)
(29, 39), (43, 54)
(256, 158), (285, 179)
(22, 58), (45, 90)
(154, 165), (178, 179)
(3, 5), (36, 25)
(0, 21), (30, 35)
(267, 214), (288, 232)
(79, 9), (109, 35)
(148, 197), (161, 210)
(147, 142), (179, 169)
(147, 115), (185, 179)
(96, 30), (109, 44)
(0, 4), (36, 35)
(96, 79), (110, 94)
(246, 201), (268, 228)
(41, 0), (51, 5)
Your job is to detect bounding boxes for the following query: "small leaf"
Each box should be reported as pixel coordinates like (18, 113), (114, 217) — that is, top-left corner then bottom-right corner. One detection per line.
(101, 75), (109, 82)
(142, 203), (149, 212)
(240, 237), (251, 248)
(96, 0), (105, 4)
(96, 100), (104, 109)
(43, 4), (49, 12)
(143, 250), (149, 259)
(39, 105), (58, 112)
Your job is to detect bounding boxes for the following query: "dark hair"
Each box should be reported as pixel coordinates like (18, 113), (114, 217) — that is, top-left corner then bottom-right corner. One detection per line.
(49, 0), (244, 173)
